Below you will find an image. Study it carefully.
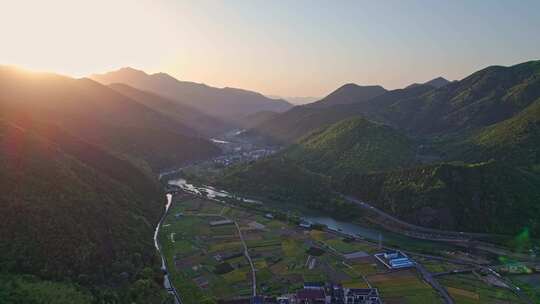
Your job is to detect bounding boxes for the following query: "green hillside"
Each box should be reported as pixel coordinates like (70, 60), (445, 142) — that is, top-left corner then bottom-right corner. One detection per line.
(215, 157), (332, 206)
(0, 120), (167, 302)
(214, 157), (361, 219)
(245, 84), (434, 144)
(464, 98), (540, 166)
(285, 117), (417, 176)
(340, 162), (540, 235)
(247, 61), (540, 144)
(216, 62), (540, 236)
(309, 83), (387, 108)
(243, 105), (357, 144)
(379, 60), (540, 134)
(0, 68), (221, 302)
(0, 274), (93, 304)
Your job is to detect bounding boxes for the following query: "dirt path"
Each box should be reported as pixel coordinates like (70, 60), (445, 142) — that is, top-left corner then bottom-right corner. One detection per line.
(235, 221), (257, 297)
(190, 212), (257, 296)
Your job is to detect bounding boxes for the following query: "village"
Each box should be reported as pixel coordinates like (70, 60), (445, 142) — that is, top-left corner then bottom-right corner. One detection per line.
(159, 188), (531, 304)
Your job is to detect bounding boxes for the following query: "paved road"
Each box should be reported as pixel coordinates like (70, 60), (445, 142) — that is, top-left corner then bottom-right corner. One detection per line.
(342, 195), (496, 240)
(416, 263), (454, 304)
(432, 268), (476, 277)
(154, 193), (183, 304)
(343, 194), (539, 264)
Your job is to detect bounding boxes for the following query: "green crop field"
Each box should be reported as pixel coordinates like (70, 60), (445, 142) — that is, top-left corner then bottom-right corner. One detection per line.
(439, 274), (521, 304)
(159, 194), (520, 304)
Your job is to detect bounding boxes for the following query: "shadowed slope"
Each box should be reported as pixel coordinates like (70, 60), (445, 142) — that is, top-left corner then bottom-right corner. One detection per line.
(91, 67), (292, 118)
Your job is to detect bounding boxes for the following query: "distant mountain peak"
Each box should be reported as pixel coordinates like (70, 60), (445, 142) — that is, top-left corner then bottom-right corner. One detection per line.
(89, 67), (292, 118)
(425, 77), (450, 88)
(407, 76), (451, 89)
(116, 66), (148, 75)
(308, 83), (387, 108)
(343, 83), (383, 88)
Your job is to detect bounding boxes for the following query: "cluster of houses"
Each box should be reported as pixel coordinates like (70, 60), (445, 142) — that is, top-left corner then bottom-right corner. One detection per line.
(213, 148), (277, 167)
(219, 282), (380, 304)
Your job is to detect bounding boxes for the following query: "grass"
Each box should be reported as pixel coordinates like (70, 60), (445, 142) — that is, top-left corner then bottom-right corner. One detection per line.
(439, 274), (521, 303)
(324, 238), (376, 254)
(369, 270), (442, 304)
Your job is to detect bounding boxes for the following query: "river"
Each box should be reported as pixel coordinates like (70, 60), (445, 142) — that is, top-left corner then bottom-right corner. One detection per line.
(168, 178), (262, 204)
(167, 177), (385, 242)
(302, 215), (382, 240)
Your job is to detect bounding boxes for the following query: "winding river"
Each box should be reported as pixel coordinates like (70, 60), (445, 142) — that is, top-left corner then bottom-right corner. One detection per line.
(167, 177), (385, 242)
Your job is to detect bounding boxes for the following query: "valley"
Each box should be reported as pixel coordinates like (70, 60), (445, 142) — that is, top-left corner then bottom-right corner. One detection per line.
(158, 171), (533, 303)
(1, 42), (539, 304)
(155, 124), (538, 303)
(2, 3), (540, 304)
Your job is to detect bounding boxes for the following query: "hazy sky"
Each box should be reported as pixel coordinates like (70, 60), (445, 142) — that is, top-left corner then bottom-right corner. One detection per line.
(1, 0), (539, 97)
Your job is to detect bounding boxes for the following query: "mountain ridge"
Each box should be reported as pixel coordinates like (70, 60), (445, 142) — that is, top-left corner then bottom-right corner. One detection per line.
(90, 67), (293, 119)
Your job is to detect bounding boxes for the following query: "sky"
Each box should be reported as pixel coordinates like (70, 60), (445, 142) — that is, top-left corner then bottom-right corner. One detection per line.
(1, 0), (539, 97)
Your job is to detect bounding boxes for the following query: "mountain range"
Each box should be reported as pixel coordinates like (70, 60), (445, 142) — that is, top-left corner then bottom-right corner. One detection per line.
(1, 59), (539, 302)
(214, 60), (540, 236)
(0, 66), (221, 302)
(406, 76), (451, 89)
(244, 61), (540, 143)
(91, 67), (293, 119)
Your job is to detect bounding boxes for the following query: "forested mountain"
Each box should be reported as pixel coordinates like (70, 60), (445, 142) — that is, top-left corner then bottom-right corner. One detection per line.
(0, 67), (221, 302)
(456, 97), (540, 166)
(425, 77), (451, 88)
(91, 67), (292, 119)
(308, 83), (387, 108)
(246, 61), (540, 143)
(0, 119), (167, 303)
(406, 76), (451, 89)
(0, 67), (219, 171)
(215, 61), (540, 236)
(242, 105), (360, 144)
(244, 83), (433, 144)
(214, 157), (360, 219)
(340, 162), (540, 234)
(109, 83), (230, 136)
(285, 117), (417, 176)
(377, 60), (540, 135)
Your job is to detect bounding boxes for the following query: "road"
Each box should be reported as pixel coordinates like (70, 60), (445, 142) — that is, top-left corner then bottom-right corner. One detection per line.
(235, 221), (257, 297)
(154, 193), (183, 304)
(416, 263), (454, 304)
(342, 195), (496, 240)
(343, 194), (540, 263)
(165, 179), (534, 304)
(189, 211), (257, 296)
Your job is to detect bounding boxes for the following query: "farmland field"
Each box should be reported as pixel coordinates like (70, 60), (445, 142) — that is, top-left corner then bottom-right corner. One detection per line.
(438, 274), (521, 303)
(159, 192), (524, 304)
